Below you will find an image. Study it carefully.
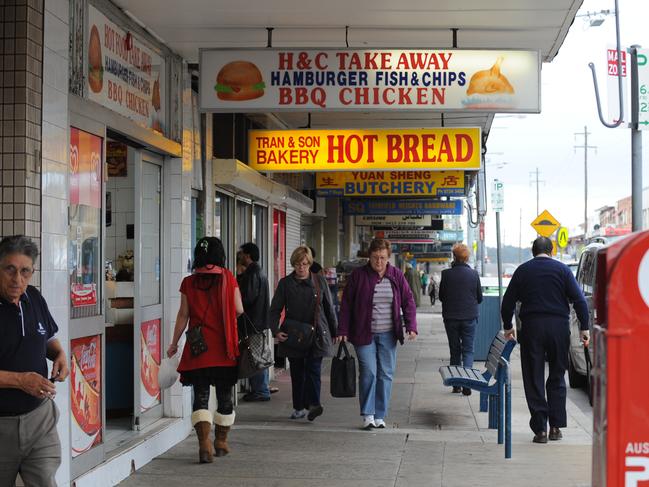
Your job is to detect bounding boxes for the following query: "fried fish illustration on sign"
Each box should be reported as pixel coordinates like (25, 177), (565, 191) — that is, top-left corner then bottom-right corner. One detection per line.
(466, 57), (515, 95)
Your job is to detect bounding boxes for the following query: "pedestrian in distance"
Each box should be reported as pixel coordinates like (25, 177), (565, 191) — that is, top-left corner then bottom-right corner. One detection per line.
(404, 263), (421, 307)
(337, 238), (417, 430)
(0, 235), (69, 487)
(237, 242), (273, 402)
(308, 246), (324, 275)
(167, 237), (244, 463)
(501, 237), (589, 444)
(269, 246), (337, 421)
(428, 274), (437, 305)
(439, 243), (483, 395)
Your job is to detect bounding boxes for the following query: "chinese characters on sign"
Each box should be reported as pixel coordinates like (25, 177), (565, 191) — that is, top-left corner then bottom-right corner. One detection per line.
(343, 198), (462, 215)
(316, 170), (464, 197)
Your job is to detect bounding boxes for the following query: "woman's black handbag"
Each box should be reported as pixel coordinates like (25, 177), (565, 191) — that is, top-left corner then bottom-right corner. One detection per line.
(282, 275), (321, 352)
(282, 318), (316, 351)
(185, 285), (212, 357)
(330, 342), (356, 398)
(238, 314), (274, 379)
(186, 325), (208, 356)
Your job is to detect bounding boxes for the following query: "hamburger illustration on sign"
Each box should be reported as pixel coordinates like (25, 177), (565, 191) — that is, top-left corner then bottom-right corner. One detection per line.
(215, 61), (265, 101)
(88, 25), (103, 93)
(463, 57), (516, 109)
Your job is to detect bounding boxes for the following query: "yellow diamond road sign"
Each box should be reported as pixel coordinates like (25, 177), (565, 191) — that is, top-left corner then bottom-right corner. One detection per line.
(531, 210), (561, 238)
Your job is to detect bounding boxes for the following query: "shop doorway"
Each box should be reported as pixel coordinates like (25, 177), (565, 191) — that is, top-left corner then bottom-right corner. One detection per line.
(104, 144), (164, 450)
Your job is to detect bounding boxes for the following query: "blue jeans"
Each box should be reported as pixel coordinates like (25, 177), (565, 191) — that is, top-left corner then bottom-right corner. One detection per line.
(248, 368), (270, 399)
(443, 319), (477, 368)
(355, 332), (397, 420)
(288, 356), (323, 410)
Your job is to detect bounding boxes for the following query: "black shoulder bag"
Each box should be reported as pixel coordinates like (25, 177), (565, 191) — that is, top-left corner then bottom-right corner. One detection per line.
(185, 283), (212, 357)
(282, 275), (321, 352)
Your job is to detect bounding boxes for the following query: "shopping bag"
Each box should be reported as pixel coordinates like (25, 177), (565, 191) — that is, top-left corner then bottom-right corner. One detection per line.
(330, 341), (356, 398)
(158, 352), (180, 390)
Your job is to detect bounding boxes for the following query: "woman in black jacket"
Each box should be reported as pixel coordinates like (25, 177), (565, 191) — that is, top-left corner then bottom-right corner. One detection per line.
(439, 244), (483, 395)
(269, 246), (337, 421)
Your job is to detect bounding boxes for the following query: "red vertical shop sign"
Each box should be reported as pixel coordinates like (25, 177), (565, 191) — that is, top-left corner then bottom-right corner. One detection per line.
(70, 127), (102, 209)
(140, 319), (161, 412)
(70, 335), (102, 457)
(70, 128), (102, 308)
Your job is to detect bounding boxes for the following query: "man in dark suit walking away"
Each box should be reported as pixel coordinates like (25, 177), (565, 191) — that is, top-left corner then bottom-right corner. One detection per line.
(501, 237), (589, 444)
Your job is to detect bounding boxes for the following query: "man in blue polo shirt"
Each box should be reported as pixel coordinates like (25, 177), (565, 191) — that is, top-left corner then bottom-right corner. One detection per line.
(501, 237), (588, 444)
(0, 235), (68, 486)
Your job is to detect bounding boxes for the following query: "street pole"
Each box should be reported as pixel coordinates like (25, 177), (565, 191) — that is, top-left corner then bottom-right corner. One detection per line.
(496, 212), (503, 305)
(630, 45), (643, 231)
(536, 167), (539, 216)
(574, 128), (597, 239)
(584, 125), (588, 237)
(518, 208), (522, 263)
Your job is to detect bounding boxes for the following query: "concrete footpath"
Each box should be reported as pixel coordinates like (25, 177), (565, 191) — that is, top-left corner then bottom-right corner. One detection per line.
(118, 303), (593, 487)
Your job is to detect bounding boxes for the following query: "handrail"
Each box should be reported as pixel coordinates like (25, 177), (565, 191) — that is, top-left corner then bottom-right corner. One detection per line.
(588, 0), (624, 128)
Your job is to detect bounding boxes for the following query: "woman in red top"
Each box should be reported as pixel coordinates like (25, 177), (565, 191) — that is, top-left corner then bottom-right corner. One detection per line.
(167, 237), (243, 463)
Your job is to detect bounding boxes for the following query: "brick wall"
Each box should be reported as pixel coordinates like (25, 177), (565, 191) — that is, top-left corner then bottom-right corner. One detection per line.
(1, 0), (44, 285)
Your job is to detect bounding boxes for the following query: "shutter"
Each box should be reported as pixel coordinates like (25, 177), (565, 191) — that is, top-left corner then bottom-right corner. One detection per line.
(285, 209), (302, 275)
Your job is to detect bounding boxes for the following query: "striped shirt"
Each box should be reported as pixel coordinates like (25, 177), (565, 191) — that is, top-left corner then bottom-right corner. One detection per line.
(371, 278), (394, 333)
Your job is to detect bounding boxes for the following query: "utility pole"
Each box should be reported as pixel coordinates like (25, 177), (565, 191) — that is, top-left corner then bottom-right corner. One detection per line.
(574, 126), (597, 238)
(518, 208), (522, 263)
(630, 45), (644, 231)
(529, 167), (545, 216)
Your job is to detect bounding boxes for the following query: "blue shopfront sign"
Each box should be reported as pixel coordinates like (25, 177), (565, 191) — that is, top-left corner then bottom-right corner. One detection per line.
(343, 198), (462, 215)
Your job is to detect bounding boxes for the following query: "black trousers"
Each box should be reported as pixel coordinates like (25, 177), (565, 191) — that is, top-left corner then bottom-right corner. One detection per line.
(192, 384), (233, 414)
(288, 356), (323, 411)
(519, 316), (570, 434)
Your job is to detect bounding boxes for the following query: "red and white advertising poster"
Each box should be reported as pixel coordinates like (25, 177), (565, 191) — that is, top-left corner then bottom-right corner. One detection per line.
(87, 6), (166, 133)
(70, 127), (102, 209)
(200, 48), (540, 113)
(70, 283), (98, 308)
(70, 335), (102, 458)
(140, 319), (161, 412)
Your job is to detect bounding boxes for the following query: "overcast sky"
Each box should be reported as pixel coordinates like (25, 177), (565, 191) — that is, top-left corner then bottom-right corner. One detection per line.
(482, 0), (649, 249)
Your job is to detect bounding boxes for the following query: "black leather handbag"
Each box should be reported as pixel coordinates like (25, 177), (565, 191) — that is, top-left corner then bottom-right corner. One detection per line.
(238, 314), (274, 379)
(185, 287), (212, 357)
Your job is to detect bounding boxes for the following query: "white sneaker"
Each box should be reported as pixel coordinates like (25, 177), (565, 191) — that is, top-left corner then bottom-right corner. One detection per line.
(290, 409), (307, 419)
(374, 418), (386, 429)
(362, 415), (376, 430)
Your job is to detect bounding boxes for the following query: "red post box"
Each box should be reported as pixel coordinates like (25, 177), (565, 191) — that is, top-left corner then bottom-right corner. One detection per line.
(592, 231), (649, 486)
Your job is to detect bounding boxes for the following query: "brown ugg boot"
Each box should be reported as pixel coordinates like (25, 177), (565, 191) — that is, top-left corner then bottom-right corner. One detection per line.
(191, 410), (213, 463)
(213, 411), (235, 457)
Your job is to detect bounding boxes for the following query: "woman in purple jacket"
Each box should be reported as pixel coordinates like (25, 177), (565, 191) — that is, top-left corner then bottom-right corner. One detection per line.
(337, 239), (417, 430)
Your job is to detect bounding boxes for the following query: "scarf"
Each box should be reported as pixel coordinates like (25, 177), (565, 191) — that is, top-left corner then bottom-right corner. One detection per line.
(194, 266), (239, 360)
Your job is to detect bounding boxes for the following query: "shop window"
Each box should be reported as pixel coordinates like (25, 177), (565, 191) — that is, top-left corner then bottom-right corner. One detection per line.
(215, 192), (232, 265)
(236, 199), (252, 250)
(253, 205), (268, 271)
(69, 128), (102, 319)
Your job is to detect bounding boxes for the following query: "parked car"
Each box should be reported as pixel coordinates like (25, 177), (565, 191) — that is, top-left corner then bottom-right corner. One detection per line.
(566, 261), (578, 277)
(567, 243), (603, 403)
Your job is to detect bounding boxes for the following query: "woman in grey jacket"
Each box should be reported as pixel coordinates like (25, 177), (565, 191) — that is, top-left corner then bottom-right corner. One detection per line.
(269, 246), (338, 421)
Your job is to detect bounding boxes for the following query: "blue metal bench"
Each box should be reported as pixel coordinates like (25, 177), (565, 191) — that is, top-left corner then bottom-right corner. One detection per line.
(438, 331), (517, 458)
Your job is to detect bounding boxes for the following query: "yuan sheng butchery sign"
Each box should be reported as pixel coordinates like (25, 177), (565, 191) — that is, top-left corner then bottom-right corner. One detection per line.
(200, 48), (540, 112)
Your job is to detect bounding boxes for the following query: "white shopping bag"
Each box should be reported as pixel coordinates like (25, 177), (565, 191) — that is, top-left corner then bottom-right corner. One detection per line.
(158, 341), (182, 390)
